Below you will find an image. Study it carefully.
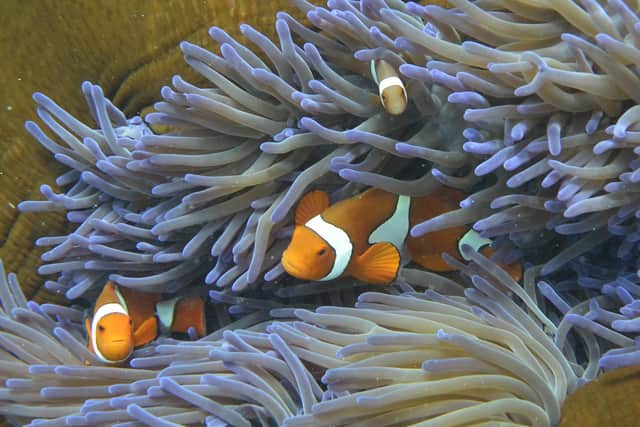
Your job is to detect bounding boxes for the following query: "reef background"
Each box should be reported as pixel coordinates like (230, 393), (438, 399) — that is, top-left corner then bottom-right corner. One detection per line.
(0, 1), (637, 426)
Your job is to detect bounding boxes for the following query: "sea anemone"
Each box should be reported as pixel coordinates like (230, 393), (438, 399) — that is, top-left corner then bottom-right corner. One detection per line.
(20, 0), (640, 297)
(18, 0), (473, 298)
(0, 257), (345, 426)
(538, 243), (640, 371)
(1, 247), (637, 426)
(399, 0), (640, 277)
(8, 0), (640, 425)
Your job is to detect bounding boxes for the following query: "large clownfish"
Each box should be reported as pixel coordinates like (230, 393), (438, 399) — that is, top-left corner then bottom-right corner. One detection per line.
(84, 281), (206, 364)
(372, 59), (407, 116)
(282, 187), (522, 285)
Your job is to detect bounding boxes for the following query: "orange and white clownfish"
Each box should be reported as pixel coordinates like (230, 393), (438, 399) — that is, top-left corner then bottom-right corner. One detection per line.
(371, 59), (407, 115)
(84, 281), (206, 364)
(281, 187), (522, 285)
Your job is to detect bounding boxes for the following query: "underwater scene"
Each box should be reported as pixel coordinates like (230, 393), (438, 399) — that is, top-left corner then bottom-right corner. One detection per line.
(1, 0), (640, 425)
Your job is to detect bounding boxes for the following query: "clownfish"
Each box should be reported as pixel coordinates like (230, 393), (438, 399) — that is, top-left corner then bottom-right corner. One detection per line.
(371, 59), (407, 115)
(84, 281), (206, 364)
(282, 188), (522, 285)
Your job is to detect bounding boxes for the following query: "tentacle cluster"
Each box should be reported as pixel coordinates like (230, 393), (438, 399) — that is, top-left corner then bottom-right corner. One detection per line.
(22, 1), (640, 296)
(397, 0), (640, 275)
(11, 1), (640, 424)
(3, 247), (636, 427)
(0, 258), (355, 426)
(537, 242), (640, 371)
(20, 0), (475, 298)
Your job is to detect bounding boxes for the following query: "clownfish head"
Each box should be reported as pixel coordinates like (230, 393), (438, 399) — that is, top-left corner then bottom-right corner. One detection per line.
(87, 303), (134, 364)
(282, 224), (336, 281)
(283, 190), (354, 282)
(379, 81), (407, 116)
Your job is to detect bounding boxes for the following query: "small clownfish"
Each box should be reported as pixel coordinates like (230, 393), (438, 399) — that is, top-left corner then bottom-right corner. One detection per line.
(371, 59), (407, 115)
(281, 188), (522, 285)
(84, 281), (206, 364)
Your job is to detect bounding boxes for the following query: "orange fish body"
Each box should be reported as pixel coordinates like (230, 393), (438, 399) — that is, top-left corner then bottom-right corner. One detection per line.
(84, 281), (206, 364)
(372, 59), (407, 115)
(282, 187), (522, 285)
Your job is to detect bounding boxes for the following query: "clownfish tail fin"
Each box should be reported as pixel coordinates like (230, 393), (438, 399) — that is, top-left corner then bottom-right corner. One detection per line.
(350, 242), (400, 285)
(171, 296), (207, 338)
(460, 230), (523, 282)
(478, 245), (523, 283)
(295, 190), (330, 225)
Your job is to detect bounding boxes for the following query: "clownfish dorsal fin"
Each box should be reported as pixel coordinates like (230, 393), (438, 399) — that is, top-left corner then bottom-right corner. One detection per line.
(350, 242), (400, 285)
(295, 190), (329, 225)
(94, 281), (127, 313)
(133, 316), (158, 347)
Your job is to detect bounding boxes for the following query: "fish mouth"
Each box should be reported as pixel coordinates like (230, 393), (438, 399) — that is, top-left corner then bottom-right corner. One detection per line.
(282, 257), (305, 279)
(111, 339), (126, 343)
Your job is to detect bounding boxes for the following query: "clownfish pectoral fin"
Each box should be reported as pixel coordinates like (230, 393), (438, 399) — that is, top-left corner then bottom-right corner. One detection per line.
(350, 242), (400, 285)
(133, 316), (158, 347)
(295, 190), (329, 225)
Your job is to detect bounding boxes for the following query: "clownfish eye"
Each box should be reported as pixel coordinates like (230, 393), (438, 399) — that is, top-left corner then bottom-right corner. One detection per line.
(318, 248), (327, 256)
(98, 325), (105, 332)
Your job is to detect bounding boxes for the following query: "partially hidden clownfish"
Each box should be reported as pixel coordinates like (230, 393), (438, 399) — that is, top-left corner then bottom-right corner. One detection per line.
(282, 187), (522, 285)
(371, 59), (407, 116)
(84, 281), (206, 364)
